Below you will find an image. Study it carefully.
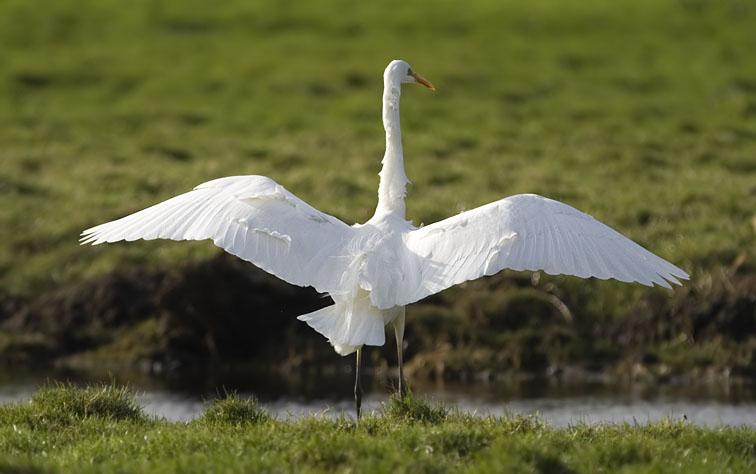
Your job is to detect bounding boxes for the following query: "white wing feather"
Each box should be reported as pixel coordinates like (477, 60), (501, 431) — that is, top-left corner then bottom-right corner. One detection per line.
(366, 193), (689, 309)
(81, 175), (356, 294)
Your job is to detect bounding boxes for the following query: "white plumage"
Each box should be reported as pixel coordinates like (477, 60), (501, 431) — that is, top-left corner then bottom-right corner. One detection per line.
(83, 175), (355, 296)
(82, 60), (688, 416)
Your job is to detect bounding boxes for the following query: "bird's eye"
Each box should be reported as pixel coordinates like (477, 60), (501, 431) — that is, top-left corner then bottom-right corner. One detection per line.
(407, 67), (414, 75)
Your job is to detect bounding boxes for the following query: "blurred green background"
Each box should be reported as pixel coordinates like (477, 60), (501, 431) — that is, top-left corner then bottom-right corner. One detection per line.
(2, 0), (754, 293)
(0, 0), (755, 372)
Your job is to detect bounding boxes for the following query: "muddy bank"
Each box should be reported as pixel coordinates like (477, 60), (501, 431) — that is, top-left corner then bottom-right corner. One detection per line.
(1, 253), (755, 382)
(1, 254), (333, 369)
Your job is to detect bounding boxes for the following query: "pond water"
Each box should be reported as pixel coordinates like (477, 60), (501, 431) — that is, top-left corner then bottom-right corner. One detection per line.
(2, 368), (755, 427)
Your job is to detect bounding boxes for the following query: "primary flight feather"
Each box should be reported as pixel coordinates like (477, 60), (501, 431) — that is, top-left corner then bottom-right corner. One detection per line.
(82, 60), (689, 418)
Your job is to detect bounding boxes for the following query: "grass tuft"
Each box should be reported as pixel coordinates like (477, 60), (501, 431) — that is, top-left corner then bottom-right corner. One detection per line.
(29, 382), (146, 423)
(2, 384), (756, 472)
(381, 390), (449, 424)
(197, 391), (271, 426)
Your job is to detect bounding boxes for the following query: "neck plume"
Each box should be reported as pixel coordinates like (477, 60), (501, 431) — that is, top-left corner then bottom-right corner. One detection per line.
(375, 77), (409, 217)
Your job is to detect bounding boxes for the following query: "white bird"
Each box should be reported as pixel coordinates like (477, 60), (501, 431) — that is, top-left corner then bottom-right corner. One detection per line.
(81, 60), (689, 418)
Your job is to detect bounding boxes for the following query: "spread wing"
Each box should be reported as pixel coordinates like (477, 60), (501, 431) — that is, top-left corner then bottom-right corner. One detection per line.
(368, 194), (689, 308)
(81, 175), (356, 294)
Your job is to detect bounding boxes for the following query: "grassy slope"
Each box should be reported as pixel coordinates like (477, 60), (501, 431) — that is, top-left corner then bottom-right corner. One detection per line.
(1, 0), (755, 299)
(1, 384), (755, 473)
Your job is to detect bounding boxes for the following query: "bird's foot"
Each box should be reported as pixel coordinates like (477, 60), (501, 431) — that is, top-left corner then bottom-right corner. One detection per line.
(398, 379), (408, 399)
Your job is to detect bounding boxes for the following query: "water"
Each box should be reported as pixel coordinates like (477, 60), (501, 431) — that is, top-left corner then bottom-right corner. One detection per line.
(2, 368), (755, 427)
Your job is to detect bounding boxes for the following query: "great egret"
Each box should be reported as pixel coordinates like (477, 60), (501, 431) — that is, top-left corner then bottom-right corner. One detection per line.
(82, 60), (689, 419)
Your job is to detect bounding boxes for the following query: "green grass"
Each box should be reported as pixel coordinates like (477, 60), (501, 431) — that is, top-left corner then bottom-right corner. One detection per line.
(381, 390), (451, 424)
(1, 0), (755, 297)
(1, 384), (755, 473)
(197, 390), (271, 426)
(27, 381), (146, 423)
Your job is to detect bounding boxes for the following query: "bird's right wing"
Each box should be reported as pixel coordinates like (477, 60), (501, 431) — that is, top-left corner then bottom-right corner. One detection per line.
(81, 175), (357, 294)
(372, 193), (688, 308)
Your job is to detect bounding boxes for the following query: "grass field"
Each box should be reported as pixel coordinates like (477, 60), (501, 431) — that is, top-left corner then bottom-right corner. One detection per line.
(1, 383), (755, 473)
(1, 0), (755, 296)
(1, 0), (756, 380)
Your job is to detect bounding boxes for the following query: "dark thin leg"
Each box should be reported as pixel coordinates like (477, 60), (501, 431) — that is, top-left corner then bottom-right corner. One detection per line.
(354, 347), (363, 420)
(393, 309), (407, 398)
(397, 341), (406, 398)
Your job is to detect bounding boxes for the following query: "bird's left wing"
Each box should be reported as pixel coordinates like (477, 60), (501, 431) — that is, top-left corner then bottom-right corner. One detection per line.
(370, 193), (688, 308)
(81, 175), (356, 294)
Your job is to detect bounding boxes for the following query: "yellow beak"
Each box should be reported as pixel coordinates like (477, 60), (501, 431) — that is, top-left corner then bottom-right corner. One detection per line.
(412, 72), (435, 91)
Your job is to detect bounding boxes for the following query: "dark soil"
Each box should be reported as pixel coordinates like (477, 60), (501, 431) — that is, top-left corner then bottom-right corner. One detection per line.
(0, 254), (334, 369)
(1, 252), (755, 382)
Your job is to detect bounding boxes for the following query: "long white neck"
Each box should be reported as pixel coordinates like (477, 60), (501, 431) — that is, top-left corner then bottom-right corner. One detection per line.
(374, 76), (409, 218)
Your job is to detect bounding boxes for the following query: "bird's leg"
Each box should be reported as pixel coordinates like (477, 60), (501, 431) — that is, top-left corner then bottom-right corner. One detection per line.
(354, 347), (363, 420)
(393, 309), (407, 398)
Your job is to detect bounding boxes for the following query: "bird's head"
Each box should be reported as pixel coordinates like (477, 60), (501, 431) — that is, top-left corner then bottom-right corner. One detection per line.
(384, 60), (435, 91)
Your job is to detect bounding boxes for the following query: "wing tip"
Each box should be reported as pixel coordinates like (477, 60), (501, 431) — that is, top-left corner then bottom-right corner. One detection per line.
(79, 232), (98, 245)
(651, 267), (690, 290)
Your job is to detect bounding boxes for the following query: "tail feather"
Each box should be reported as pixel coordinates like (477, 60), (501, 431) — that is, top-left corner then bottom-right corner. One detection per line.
(297, 300), (386, 355)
